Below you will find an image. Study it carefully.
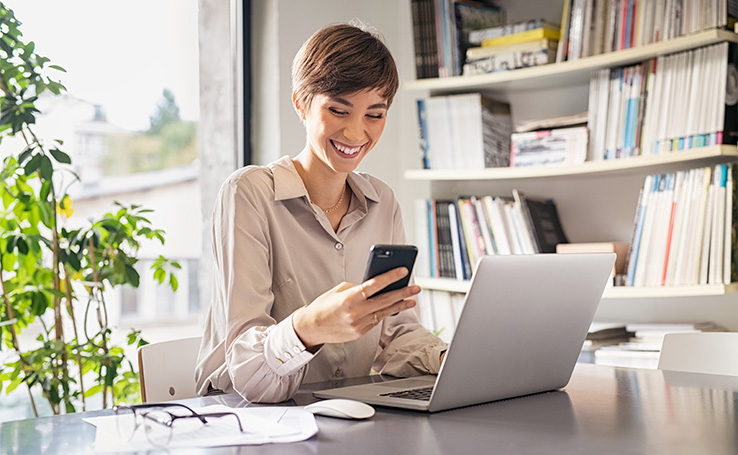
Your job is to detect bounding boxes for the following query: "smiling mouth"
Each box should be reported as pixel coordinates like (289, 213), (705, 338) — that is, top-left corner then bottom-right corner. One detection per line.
(332, 140), (363, 156)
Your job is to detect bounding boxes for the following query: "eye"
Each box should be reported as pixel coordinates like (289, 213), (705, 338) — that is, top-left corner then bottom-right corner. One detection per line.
(366, 113), (385, 120)
(329, 107), (347, 116)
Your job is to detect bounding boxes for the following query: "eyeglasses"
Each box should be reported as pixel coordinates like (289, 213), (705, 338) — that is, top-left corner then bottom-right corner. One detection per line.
(113, 403), (244, 448)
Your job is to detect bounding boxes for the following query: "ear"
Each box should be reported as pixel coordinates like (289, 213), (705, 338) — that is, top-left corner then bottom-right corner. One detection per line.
(292, 92), (306, 121)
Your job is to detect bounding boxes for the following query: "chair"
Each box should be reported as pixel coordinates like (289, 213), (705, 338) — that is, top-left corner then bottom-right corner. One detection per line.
(657, 332), (738, 376)
(138, 336), (203, 402)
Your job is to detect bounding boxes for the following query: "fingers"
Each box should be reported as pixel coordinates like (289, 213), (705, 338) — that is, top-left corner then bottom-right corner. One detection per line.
(365, 297), (417, 329)
(357, 266), (411, 300)
(358, 282), (369, 300)
(355, 280), (420, 310)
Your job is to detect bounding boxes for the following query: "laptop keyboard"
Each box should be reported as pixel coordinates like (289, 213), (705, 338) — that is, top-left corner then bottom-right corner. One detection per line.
(380, 386), (434, 401)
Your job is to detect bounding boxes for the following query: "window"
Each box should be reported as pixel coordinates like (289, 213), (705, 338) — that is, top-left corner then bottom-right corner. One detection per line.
(6, 0), (202, 326)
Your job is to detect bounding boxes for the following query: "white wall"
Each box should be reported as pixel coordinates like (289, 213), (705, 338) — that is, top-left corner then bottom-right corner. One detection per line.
(250, 0), (419, 224)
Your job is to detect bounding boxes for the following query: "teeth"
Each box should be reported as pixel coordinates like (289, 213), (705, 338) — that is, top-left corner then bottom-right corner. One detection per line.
(334, 141), (361, 155)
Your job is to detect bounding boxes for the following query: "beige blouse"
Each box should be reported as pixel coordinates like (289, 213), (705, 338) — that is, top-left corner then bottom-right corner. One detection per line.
(195, 156), (447, 403)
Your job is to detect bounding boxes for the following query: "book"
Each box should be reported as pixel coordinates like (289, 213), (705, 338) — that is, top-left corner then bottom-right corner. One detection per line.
(462, 47), (556, 75)
(586, 322), (633, 341)
(466, 38), (557, 60)
(593, 346), (661, 369)
(423, 0), (504, 78)
(624, 175), (651, 286)
(435, 201), (457, 279)
(724, 164), (736, 284)
(557, 0), (573, 63)
(416, 99), (430, 169)
(447, 201), (469, 280)
(510, 126), (588, 168)
(625, 164), (737, 287)
(410, 0), (440, 79)
(557, 241), (629, 284)
(509, 191), (538, 254)
(481, 26), (561, 47)
(625, 321), (724, 335)
(417, 93), (512, 170)
(516, 111), (588, 133)
(428, 199), (439, 277)
(452, 0), (504, 76)
(470, 20), (559, 44)
(557, 0), (738, 57)
(589, 41), (738, 160)
(513, 189), (569, 254)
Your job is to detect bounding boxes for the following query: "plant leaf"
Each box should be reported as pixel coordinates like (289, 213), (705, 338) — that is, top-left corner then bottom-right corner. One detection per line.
(124, 264), (140, 287)
(49, 149), (71, 164)
(23, 153), (42, 176)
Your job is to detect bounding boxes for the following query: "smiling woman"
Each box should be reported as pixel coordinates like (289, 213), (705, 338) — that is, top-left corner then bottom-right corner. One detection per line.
(194, 22), (448, 405)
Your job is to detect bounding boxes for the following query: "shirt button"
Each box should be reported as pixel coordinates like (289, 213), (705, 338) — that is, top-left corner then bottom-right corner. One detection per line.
(334, 368), (342, 377)
(335, 242), (343, 250)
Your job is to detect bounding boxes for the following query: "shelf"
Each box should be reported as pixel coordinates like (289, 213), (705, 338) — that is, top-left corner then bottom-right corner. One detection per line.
(403, 29), (738, 94)
(405, 145), (738, 181)
(416, 277), (738, 299)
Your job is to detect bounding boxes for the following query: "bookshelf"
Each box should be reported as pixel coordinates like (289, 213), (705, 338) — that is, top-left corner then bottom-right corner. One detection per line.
(406, 145), (738, 181)
(416, 277), (738, 298)
(403, 1), (738, 330)
(404, 29), (738, 93)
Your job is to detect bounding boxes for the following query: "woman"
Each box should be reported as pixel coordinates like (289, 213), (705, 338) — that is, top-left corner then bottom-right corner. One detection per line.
(195, 22), (447, 403)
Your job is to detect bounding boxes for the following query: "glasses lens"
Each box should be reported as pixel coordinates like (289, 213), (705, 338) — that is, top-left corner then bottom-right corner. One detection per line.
(143, 410), (174, 448)
(114, 406), (136, 441)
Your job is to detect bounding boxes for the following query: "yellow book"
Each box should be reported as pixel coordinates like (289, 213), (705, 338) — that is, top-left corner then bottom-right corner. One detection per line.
(482, 27), (561, 48)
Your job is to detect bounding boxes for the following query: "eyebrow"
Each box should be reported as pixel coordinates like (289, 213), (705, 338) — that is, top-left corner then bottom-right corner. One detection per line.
(333, 96), (388, 110)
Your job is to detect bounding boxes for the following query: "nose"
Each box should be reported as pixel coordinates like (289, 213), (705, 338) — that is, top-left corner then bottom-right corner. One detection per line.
(343, 116), (365, 143)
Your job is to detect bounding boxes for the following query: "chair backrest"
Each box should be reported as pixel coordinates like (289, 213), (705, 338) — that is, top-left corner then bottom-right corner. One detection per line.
(658, 332), (738, 376)
(138, 336), (202, 403)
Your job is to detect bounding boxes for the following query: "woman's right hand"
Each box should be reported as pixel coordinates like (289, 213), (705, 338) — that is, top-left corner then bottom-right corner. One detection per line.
(292, 267), (420, 349)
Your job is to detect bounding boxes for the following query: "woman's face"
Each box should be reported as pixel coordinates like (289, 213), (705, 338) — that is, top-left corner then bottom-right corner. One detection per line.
(298, 88), (388, 175)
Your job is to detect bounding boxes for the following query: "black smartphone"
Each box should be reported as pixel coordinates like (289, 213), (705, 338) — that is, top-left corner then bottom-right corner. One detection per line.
(361, 244), (418, 298)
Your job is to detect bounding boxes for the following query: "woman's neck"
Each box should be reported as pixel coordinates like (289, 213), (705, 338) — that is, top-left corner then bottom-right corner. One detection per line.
(293, 150), (348, 210)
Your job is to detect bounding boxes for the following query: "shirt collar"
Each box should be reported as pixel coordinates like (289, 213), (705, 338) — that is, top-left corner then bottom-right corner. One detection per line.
(270, 155), (381, 206)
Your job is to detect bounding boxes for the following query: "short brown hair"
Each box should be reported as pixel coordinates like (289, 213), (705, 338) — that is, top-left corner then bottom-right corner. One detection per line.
(292, 22), (399, 110)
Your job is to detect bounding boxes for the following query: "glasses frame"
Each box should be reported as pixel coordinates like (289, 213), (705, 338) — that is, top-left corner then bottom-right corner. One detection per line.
(113, 403), (244, 448)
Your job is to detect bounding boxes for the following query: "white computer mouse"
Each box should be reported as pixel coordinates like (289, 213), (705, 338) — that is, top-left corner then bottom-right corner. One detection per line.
(304, 399), (375, 420)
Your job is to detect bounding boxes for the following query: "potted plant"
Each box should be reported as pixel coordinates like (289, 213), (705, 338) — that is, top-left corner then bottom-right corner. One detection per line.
(0, 2), (180, 415)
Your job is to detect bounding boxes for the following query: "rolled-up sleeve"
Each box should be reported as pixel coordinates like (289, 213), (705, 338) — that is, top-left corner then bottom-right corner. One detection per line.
(226, 315), (316, 403)
(197, 168), (314, 403)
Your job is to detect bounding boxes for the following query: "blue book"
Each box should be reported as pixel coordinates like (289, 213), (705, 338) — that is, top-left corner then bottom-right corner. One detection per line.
(626, 174), (657, 286)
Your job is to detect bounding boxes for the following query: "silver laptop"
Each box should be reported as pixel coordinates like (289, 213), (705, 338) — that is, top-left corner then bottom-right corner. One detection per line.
(314, 253), (616, 412)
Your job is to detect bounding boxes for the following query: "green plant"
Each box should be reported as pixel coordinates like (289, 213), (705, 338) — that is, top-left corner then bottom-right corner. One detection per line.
(0, 2), (180, 415)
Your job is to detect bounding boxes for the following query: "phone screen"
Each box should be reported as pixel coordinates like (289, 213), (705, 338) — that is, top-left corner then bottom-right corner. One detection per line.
(362, 244), (418, 298)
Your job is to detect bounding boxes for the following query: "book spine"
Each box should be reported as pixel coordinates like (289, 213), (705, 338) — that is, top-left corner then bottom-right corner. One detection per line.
(416, 99), (430, 169)
(428, 199), (439, 278)
(625, 174), (652, 286)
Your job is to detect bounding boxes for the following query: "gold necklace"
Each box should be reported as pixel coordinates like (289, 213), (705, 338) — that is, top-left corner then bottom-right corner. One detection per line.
(321, 184), (348, 214)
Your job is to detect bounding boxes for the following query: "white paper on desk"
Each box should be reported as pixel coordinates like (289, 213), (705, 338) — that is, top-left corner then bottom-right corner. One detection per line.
(83, 405), (317, 452)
